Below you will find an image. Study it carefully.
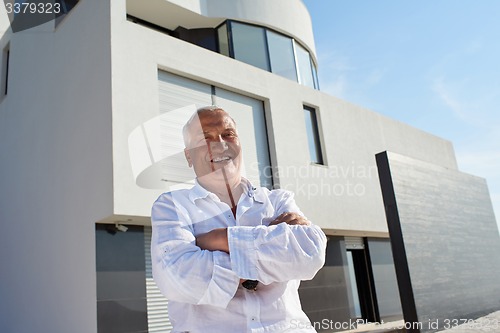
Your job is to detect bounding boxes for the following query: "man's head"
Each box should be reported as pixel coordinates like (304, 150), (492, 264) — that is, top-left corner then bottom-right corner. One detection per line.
(183, 106), (242, 183)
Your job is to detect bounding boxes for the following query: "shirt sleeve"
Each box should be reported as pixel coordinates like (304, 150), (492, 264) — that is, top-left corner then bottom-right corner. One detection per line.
(151, 192), (240, 308)
(227, 190), (327, 285)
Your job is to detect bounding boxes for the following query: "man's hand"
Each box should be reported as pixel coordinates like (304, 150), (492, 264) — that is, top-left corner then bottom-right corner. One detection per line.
(268, 212), (311, 226)
(195, 228), (229, 253)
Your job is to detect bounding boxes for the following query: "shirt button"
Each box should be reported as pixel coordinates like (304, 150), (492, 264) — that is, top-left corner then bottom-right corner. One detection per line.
(251, 317), (256, 321)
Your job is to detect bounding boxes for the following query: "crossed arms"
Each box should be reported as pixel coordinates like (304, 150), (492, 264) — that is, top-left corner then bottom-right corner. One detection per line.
(196, 212), (311, 253)
(151, 189), (327, 308)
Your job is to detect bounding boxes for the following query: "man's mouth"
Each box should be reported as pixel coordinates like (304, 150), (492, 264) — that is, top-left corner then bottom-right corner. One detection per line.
(211, 156), (231, 163)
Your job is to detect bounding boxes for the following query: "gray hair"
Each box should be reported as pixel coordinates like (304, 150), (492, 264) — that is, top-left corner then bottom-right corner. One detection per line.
(182, 106), (236, 148)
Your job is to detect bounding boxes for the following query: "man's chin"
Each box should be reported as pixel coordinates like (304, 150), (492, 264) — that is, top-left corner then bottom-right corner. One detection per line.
(198, 165), (241, 181)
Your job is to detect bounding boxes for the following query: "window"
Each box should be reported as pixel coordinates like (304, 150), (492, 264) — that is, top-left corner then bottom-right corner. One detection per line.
(312, 63), (320, 90)
(129, 71), (273, 190)
(219, 21), (319, 90)
(295, 43), (315, 89)
(266, 30), (297, 81)
(95, 224), (148, 333)
(1, 44), (9, 97)
(230, 21), (270, 71)
(173, 27), (217, 52)
(303, 106), (324, 164)
(95, 224), (174, 332)
(217, 23), (230, 56)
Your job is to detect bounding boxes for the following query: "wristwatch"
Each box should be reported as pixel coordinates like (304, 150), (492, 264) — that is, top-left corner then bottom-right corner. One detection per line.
(242, 279), (259, 291)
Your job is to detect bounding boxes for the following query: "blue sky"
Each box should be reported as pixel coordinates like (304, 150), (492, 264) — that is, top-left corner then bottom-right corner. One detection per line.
(302, 0), (500, 232)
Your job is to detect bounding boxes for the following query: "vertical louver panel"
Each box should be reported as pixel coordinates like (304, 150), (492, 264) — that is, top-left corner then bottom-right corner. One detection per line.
(344, 236), (365, 250)
(144, 226), (173, 332)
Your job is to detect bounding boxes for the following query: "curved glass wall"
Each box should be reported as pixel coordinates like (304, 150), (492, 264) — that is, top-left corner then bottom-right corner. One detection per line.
(218, 20), (319, 90)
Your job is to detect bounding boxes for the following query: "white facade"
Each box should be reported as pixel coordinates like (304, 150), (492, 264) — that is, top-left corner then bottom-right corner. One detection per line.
(0, 1), (464, 332)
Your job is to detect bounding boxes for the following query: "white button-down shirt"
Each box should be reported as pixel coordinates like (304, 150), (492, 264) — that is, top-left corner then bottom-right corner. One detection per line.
(151, 179), (327, 333)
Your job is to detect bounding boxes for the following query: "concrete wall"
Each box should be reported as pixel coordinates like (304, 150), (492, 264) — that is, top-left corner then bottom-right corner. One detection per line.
(111, 0), (456, 236)
(0, 1), (113, 332)
(377, 152), (500, 332)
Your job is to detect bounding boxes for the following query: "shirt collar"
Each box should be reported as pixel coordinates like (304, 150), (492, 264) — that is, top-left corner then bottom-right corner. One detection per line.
(188, 178), (265, 204)
(241, 178), (265, 204)
(188, 179), (213, 203)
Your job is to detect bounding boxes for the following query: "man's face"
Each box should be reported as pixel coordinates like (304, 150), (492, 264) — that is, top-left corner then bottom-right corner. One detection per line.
(184, 110), (242, 181)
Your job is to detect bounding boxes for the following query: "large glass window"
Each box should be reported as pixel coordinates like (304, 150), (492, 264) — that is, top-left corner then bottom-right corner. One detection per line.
(296, 42), (315, 89)
(304, 106), (324, 165)
(129, 71), (273, 190)
(266, 30), (297, 81)
(230, 22), (270, 71)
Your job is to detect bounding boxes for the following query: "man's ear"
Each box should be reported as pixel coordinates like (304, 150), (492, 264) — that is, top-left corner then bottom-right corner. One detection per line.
(184, 148), (193, 167)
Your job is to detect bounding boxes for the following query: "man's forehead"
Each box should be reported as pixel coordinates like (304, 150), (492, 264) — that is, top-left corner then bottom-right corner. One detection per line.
(189, 110), (236, 131)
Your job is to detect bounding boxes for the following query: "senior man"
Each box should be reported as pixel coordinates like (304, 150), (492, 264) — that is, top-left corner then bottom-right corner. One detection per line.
(151, 106), (327, 333)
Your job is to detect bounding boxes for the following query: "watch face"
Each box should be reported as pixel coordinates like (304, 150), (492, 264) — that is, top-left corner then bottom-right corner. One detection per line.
(242, 279), (259, 290)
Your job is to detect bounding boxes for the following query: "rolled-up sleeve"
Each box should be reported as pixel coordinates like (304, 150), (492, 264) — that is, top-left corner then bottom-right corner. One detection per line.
(227, 190), (327, 285)
(151, 193), (240, 308)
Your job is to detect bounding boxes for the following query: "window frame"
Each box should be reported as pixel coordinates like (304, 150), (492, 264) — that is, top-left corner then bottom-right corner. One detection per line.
(303, 105), (325, 165)
(1, 43), (10, 99)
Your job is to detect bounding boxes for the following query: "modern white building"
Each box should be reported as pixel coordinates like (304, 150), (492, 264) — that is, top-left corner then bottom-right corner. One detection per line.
(0, 1), (497, 332)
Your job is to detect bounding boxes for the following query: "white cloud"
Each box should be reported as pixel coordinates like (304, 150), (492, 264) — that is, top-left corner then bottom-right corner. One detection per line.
(320, 75), (347, 98)
(365, 68), (385, 86)
(430, 76), (500, 131)
(455, 146), (500, 235)
(431, 76), (466, 119)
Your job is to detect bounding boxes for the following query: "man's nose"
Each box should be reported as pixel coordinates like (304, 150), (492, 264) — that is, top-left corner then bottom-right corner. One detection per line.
(209, 136), (228, 152)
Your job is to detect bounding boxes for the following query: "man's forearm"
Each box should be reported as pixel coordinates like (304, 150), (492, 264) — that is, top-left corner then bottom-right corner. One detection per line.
(196, 212), (309, 253)
(195, 228), (229, 253)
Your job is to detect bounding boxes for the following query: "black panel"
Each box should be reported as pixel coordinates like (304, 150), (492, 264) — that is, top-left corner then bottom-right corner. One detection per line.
(376, 152), (420, 332)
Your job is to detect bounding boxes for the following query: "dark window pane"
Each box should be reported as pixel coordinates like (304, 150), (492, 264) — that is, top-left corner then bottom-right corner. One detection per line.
(299, 237), (352, 328)
(304, 106), (323, 164)
(95, 224), (148, 333)
(367, 238), (403, 322)
(217, 23), (230, 56)
(266, 30), (297, 81)
(174, 27), (217, 51)
(296, 43), (315, 88)
(230, 21), (270, 71)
